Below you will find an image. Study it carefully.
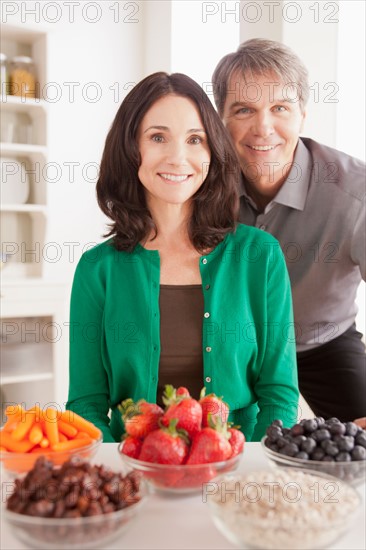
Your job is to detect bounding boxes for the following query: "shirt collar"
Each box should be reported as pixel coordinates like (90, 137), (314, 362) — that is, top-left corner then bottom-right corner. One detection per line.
(240, 138), (312, 212)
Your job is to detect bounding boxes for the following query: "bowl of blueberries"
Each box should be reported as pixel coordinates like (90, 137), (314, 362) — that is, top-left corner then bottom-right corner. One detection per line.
(262, 417), (366, 487)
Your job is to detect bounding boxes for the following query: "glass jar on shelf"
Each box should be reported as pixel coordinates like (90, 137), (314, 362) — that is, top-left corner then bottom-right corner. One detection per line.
(8, 56), (37, 99)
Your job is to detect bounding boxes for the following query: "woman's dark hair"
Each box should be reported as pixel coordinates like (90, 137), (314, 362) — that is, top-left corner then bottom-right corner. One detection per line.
(96, 72), (240, 252)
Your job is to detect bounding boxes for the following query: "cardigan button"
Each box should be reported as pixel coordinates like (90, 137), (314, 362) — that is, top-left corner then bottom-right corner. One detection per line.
(202, 258), (207, 264)
(205, 284), (210, 290)
(205, 346), (212, 352)
(205, 376), (211, 383)
(204, 312), (210, 318)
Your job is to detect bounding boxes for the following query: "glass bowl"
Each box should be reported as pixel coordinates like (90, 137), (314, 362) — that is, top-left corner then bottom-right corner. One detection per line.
(261, 436), (366, 487)
(3, 483), (148, 550)
(206, 468), (361, 550)
(118, 442), (243, 495)
(0, 433), (102, 478)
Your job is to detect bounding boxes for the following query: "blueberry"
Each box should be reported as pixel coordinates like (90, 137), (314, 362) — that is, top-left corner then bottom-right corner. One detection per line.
(355, 432), (366, 448)
(276, 437), (287, 449)
(293, 435), (307, 446)
(345, 422), (358, 437)
(322, 440), (339, 457)
(301, 438), (317, 454)
(303, 419), (318, 433)
(327, 417), (341, 424)
(290, 424), (305, 437)
(282, 443), (299, 457)
(311, 448), (325, 461)
(312, 429), (331, 443)
(295, 451), (309, 460)
(351, 446), (366, 461)
(337, 436), (355, 452)
(271, 419), (283, 428)
(266, 425), (283, 442)
(335, 451), (352, 462)
(329, 423), (346, 437)
(315, 417), (325, 427)
(282, 428), (290, 435)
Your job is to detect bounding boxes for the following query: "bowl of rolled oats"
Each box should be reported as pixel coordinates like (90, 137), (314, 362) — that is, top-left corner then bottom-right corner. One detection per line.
(205, 468), (360, 550)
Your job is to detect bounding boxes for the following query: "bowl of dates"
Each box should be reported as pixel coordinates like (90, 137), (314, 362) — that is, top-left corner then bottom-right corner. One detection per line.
(4, 456), (147, 549)
(262, 418), (366, 486)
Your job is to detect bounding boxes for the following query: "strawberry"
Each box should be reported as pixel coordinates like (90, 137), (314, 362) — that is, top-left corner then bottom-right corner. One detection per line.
(162, 384), (202, 438)
(176, 386), (190, 397)
(199, 387), (229, 428)
(186, 418), (232, 464)
(139, 419), (189, 465)
(172, 464), (217, 489)
(121, 435), (142, 459)
(118, 398), (163, 439)
(228, 427), (245, 457)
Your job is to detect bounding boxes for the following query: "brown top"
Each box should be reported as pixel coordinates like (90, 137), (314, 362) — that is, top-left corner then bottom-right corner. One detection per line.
(157, 284), (204, 406)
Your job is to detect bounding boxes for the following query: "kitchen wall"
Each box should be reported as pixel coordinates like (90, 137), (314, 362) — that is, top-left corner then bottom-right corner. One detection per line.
(2, 0), (364, 334)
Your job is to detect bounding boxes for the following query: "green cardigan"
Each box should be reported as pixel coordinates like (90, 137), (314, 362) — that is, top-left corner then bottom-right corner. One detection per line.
(67, 224), (299, 442)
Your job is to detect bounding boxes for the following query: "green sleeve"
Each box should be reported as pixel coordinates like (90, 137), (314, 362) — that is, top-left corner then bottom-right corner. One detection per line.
(251, 246), (299, 441)
(66, 255), (116, 443)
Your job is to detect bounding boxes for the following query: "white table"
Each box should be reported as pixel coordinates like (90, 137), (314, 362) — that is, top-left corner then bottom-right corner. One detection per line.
(1, 443), (366, 549)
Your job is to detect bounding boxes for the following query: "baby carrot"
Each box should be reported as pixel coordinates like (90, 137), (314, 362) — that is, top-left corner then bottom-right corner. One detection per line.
(74, 431), (90, 440)
(5, 404), (25, 419)
(3, 404), (26, 430)
(11, 411), (36, 441)
(60, 411), (101, 439)
(39, 437), (50, 448)
(29, 423), (43, 445)
(58, 420), (78, 439)
(0, 431), (34, 453)
(44, 408), (59, 446)
(51, 437), (92, 452)
(58, 433), (68, 442)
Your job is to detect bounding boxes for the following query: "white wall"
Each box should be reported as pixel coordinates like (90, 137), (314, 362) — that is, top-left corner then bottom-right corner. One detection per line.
(2, 1), (364, 335)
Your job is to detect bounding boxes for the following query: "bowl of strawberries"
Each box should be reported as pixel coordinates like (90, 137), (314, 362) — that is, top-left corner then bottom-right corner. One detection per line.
(117, 385), (244, 495)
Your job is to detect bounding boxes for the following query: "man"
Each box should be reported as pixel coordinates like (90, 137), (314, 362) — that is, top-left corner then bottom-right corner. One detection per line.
(212, 39), (366, 421)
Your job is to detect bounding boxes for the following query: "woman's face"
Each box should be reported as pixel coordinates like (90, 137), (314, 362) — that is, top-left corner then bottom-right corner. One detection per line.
(137, 94), (211, 210)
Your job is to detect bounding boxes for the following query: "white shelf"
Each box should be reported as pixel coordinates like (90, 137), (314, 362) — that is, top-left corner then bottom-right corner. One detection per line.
(1, 372), (53, 386)
(1, 95), (48, 113)
(0, 142), (47, 158)
(0, 204), (47, 214)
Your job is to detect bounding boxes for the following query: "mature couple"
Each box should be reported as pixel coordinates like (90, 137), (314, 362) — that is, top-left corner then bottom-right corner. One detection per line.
(67, 39), (365, 442)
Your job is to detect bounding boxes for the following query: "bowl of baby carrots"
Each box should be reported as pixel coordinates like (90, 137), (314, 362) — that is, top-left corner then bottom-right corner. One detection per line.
(0, 404), (102, 477)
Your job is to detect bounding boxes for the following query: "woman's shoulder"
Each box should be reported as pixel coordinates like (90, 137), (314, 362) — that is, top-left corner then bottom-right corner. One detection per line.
(231, 223), (281, 246)
(79, 238), (138, 265)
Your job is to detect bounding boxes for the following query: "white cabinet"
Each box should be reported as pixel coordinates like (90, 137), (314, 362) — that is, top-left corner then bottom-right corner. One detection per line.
(1, 25), (48, 279)
(1, 25), (68, 417)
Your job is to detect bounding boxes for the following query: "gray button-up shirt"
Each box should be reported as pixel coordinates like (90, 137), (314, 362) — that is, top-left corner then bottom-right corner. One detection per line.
(239, 137), (366, 351)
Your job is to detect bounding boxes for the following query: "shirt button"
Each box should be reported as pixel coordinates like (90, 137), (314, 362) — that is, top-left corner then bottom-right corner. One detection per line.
(205, 284), (210, 290)
(205, 346), (212, 352)
(205, 376), (211, 383)
(204, 312), (210, 318)
(259, 224), (266, 230)
(202, 258), (207, 264)
(153, 345), (157, 351)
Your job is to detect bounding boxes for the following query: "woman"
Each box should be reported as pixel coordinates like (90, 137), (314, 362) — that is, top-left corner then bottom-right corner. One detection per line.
(66, 72), (299, 442)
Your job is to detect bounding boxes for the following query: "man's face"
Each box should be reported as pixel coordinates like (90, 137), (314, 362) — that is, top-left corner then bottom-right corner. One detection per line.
(222, 71), (306, 197)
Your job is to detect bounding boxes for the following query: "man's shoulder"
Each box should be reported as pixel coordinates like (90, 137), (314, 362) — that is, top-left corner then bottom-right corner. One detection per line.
(302, 138), (365, 201)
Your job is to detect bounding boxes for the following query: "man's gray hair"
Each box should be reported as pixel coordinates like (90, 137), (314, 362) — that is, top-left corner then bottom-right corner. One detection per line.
(212, 38), (309, 116)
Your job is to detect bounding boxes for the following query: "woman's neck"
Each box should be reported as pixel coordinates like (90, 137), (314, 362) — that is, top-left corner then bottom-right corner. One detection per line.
(145, 202), (192, 249)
